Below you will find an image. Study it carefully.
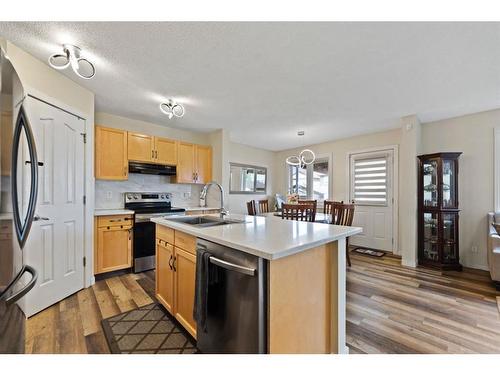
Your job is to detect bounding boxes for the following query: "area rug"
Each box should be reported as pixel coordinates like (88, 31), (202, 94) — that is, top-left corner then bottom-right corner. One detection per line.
(101, 303), (198, 354)
(352, 247), (386, 258)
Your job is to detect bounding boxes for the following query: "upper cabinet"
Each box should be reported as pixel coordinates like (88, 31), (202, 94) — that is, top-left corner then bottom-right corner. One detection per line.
(128, 132), (154, 163)
(95, 126), (211, 184)
(128, 132), (177, 165)
(155, 137), (177, 165)
(95, 125), (128, 180)
(175, 143), (212, 184)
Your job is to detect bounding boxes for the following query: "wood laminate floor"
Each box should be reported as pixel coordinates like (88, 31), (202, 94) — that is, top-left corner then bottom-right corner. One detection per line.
(25, 253), (500, 354)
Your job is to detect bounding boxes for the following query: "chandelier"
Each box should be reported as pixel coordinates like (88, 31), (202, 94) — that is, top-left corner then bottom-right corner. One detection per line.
(286, 149), (316, 167)
(48, 44), (96, 79)
(160, 100), (185, 119)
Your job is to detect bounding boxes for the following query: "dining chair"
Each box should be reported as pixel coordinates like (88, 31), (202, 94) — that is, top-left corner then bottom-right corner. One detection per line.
(324, 200), (343, 218)
(258, 199), (270, 214)
(281, 203), (316, 222)
(332, 202), (356, 267)
(298, 199), (317, 221)
(246, 200), (257, 216)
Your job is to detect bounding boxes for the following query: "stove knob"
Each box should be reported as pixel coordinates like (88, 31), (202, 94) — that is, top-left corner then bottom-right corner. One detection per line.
(160, 194), (166, 199)
(126, 193), (133, 200)
(134, 194), (140, 200)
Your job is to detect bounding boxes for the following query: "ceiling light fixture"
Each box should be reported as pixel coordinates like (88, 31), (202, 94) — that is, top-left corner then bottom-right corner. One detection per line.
(160, 100), (185, 119)
(286, 131), (316, 167)
(48, 44), (96, 79)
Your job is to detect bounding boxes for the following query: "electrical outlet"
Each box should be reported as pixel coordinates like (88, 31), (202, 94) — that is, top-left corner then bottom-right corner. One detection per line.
(471, 245), (478, 254)
(106, 191), (113, 201)
(183, 192), (191, 199)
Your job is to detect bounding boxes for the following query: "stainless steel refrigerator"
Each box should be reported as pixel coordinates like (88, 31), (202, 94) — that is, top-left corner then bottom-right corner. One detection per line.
(0, 46), (39, 353)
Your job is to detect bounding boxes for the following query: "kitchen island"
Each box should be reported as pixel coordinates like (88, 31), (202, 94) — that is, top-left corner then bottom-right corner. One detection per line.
(152, 213), (362, 354)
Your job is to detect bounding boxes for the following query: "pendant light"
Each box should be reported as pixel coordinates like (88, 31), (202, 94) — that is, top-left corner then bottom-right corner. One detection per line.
(48, 44), (96, 80)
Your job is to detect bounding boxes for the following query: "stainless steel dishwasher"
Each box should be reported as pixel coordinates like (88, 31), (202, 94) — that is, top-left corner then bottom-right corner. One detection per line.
(195, 238), (267, 354)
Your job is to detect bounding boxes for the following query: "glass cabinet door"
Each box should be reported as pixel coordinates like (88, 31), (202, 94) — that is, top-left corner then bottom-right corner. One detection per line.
(422, 212), (439, 262)
(422, 160), (438, 207)
(442, 212), (458, 263)
(442, 159), (457, 208)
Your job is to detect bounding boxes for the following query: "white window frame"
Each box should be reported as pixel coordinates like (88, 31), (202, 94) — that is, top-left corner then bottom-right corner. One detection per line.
(495, 128), (500, 211)
(287, 153), (332, 204)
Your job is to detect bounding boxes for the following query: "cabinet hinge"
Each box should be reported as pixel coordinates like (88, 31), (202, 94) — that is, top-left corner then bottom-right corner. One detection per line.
(81, 132), (87, 144)
(83, 256), (87, 267)
(83, 195), (86, 205)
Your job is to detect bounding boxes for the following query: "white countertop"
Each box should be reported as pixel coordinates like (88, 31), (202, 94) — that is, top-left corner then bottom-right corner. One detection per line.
(94, 209), (135, 216)
(152, 213), (362, 260)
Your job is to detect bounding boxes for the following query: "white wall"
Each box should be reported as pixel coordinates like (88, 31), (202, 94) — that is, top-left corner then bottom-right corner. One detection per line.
(3, 40), (96, 287)
(421, 108), (500, 270)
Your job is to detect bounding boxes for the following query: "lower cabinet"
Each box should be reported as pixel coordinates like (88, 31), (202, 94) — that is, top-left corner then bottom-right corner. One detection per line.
(95, 215), (133, 275)
(156, 240), (175, 313)
(156, 226), (197, 338)
(173, 247), (197, 337)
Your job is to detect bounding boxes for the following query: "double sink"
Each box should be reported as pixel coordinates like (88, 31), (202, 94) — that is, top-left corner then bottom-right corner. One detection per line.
(164, 215), (245, 228)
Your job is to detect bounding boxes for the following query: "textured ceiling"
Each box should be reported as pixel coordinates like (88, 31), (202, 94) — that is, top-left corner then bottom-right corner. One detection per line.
(0, 22), (499, 151)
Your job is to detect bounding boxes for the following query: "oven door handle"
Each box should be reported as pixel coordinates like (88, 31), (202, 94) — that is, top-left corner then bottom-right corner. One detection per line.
(0, 265), (38, 305)
(209, 256), (256, 276)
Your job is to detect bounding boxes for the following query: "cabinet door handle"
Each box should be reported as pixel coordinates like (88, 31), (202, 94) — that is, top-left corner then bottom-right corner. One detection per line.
(168, 254), (173, 270)
(172, 256), (177, 272)
(128, 228), (132, 240)
(124, 166), (127, 176)
(155, 150), (158, 159)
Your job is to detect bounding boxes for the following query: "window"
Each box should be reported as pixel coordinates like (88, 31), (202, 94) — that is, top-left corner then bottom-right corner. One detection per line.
(229, 163), (267, 194)
(351, 156), (388, 205)
(288, 158), (330, 201)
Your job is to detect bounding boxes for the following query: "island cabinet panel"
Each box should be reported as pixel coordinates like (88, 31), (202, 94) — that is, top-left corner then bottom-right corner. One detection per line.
(95, 125), (128, 180)
(174, 247), (197, 337)
(155, 137), (177, 165)
(155, 225), (197, 338)
(95, 216), (133, 275)
(268, 242), (335, 354)
(156, 240), (175, 313)
(128, 132), (154, 163)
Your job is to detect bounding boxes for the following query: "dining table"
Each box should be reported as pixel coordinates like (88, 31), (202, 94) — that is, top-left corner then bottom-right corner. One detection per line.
(260, 211), (330, 223)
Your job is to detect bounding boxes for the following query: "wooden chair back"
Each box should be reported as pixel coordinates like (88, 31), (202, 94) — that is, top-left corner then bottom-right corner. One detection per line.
(258, 199), (270, 213)
(333, 203), (355, 226)
(298, 200), (317, 221)
(281, 203), (316, 222)
(324, 200), (343, 216)
(246, 200), (257, 216)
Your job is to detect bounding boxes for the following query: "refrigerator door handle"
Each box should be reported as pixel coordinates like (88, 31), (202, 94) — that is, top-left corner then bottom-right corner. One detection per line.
(11, 104), (39, 248)
(0, 265), (38, 305)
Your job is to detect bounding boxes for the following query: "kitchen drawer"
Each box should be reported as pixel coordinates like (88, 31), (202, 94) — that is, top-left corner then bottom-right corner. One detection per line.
(157, 224), (174, 244)
(97, 215), (133, 228)
(174, 230), (196, 255)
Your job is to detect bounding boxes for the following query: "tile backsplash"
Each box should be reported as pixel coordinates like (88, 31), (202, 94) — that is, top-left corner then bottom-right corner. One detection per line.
(95, 174), (207, 209)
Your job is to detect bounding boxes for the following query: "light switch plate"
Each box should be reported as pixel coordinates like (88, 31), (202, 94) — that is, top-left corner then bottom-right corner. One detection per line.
(106, 191), (113, 201)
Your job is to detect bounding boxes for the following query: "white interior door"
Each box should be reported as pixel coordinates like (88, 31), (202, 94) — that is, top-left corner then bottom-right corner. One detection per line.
(349, 149), (394, 252)
(19, 97), (85, 317)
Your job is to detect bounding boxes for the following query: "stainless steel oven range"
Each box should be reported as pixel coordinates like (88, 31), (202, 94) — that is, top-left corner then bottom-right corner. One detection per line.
(124, 192), (185, 272)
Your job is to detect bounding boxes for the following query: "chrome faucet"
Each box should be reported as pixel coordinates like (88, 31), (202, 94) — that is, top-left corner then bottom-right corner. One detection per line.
(200, 181), (228, 218)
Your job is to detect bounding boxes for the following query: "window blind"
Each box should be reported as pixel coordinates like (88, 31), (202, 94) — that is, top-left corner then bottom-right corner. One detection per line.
(353, 157), (387, 205)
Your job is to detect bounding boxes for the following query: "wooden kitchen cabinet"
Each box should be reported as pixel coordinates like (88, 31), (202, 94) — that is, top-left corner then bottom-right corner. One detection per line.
(94, 215), (133, 275)
(128, 132), (154, 163)
(155, 225), (197, 338)
(95, 125), (128, 180)
(175, 142), (212, 184)
(156, 240), (175, 313)
(195, 145), (212, 184)
(174, 247), (197, 337)
(155, 137), (177, 165)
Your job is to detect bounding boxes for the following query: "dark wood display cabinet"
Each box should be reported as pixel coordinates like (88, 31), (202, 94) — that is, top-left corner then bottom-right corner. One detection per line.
(418, 152), (462, 271)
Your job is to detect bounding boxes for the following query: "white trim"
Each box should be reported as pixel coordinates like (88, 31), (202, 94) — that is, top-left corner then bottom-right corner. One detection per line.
(494, 128), (500, 211)
(23, 85), (95, 289)
(345, 145), (399, 254)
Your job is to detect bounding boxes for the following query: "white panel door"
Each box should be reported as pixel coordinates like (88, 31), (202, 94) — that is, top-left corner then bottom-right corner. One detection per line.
(349, 150), (394, 252)
(20, 97), (85, 317)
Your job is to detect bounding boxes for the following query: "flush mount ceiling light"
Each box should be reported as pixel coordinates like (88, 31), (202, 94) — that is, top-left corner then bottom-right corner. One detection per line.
(48, 44), (96, 79)
(286, 131), (316, 167)
(160, 100), (185, 119)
